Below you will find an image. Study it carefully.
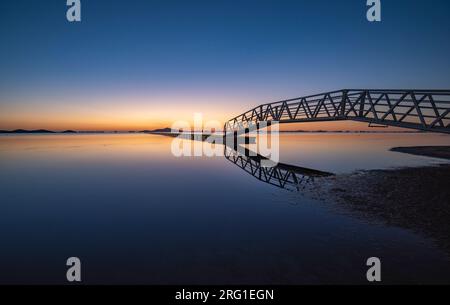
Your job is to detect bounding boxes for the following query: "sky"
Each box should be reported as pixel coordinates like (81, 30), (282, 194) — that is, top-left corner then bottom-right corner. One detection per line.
(1, 0), (450, 131)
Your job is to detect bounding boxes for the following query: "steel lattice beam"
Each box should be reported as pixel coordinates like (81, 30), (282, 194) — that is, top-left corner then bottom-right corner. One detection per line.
(224, 89), (450, 134)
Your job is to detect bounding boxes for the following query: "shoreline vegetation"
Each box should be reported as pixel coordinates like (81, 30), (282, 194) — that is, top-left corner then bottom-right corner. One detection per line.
(308, 146), (450, 253)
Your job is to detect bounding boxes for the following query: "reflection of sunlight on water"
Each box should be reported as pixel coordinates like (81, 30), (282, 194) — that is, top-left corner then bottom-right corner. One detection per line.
(2, 132), (449, 173)
(0, 134), (173, 164)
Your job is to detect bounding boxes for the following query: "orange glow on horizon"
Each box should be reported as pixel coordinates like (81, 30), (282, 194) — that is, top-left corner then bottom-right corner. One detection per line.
(0, 94), (237, 131)
(0, 118), (407, 132)
(0, 94), (406, 132)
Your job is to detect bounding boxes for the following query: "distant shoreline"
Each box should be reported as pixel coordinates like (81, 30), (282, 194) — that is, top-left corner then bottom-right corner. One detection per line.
(0, 129), (432, 135)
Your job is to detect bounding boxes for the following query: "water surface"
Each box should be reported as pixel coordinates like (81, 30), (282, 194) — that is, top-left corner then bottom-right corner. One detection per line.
(1, 133), (449, 284)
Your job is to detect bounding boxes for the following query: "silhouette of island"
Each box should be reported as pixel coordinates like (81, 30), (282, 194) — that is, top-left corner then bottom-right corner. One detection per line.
(0, 129), (55, 134)
(146, 127), (172, 133)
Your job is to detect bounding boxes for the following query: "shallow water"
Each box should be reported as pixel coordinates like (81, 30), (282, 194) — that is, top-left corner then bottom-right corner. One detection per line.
(0, 133), (449, 284)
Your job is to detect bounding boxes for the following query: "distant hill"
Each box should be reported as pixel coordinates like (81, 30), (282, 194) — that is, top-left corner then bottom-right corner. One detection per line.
(145, 127), (173, 133)
(0, 129), (55, 134)
(0, 129), (78, 134)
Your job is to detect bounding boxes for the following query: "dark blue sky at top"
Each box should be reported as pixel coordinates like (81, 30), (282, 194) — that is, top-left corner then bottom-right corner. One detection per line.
(1, 0), (450, 108)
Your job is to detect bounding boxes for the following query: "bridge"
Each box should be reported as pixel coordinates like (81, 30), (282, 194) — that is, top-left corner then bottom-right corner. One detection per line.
(224, 89), (450, 135)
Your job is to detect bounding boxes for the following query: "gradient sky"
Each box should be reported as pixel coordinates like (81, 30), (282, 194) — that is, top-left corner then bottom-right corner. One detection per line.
(1, 0), (450, 131)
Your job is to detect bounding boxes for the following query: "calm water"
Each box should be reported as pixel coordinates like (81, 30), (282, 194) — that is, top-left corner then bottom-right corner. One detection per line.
(1, 133), (450, 284)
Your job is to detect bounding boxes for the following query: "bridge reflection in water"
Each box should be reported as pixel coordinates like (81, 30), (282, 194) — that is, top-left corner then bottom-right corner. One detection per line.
(224, 144), (333, 192)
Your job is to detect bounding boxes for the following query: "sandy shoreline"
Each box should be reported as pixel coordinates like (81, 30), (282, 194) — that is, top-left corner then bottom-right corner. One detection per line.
(308, 146), (450, 253)
(390, 146), (450, 160)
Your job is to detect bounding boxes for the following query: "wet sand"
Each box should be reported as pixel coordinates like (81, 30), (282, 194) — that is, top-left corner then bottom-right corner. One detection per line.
(309, 146), (450, 252)
(390, 146), (450, 160)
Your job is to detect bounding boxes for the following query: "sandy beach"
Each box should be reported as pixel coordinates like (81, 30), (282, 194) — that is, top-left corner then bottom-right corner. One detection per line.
(308, 146), (450, 253)
(390, 146), (450, 160)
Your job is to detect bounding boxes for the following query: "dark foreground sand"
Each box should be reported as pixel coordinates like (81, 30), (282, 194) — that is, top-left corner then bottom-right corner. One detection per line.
(390, 146), (450, 160)
(308, 146), (450, 252)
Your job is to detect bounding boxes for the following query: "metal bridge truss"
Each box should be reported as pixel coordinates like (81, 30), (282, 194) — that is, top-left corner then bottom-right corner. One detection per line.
(224, 89), (450, 134)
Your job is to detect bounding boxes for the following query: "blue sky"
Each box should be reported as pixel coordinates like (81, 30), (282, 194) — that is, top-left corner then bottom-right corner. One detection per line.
(1, 0), (449, 130)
